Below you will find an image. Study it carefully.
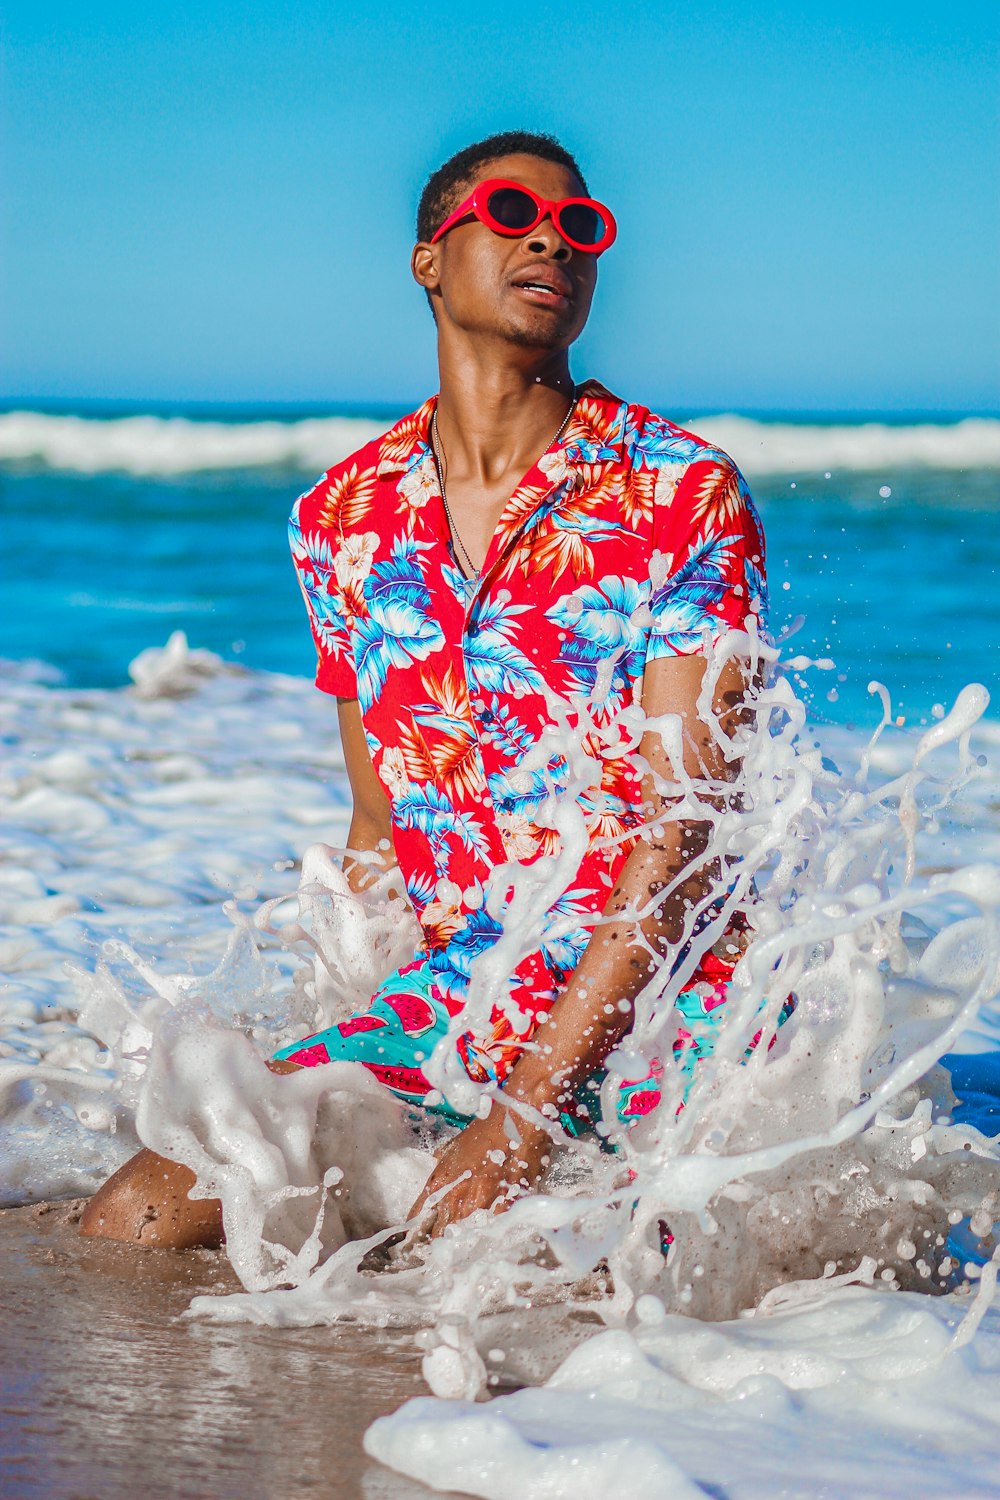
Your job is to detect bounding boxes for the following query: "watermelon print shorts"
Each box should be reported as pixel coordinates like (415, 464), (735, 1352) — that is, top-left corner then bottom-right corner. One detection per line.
(273, 955), (793, 1135)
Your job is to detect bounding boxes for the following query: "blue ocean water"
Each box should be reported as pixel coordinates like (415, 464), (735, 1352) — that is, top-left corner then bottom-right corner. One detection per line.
(2, 404), (998, 726)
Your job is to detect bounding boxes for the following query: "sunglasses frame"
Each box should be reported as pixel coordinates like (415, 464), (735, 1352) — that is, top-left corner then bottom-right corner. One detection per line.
(429, 177), (617, 254)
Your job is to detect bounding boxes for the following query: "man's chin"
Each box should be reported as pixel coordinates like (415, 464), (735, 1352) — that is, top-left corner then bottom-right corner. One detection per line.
(503, 315), (578, 352)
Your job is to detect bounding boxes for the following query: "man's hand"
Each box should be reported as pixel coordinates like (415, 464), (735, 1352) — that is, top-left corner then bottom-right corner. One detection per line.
(408, 1103), (551, 1239)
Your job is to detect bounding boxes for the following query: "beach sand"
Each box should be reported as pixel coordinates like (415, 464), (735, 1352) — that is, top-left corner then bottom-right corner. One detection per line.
(0, 1202), (450, 1500)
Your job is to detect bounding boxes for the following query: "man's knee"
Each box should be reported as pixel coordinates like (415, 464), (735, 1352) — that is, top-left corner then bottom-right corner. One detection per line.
(80, 1062), (297, 1248)
(79, 1147), (224, 1250)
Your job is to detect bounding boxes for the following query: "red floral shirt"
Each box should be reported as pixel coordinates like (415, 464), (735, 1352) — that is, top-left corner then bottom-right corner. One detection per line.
(290, 381), (767, 1046)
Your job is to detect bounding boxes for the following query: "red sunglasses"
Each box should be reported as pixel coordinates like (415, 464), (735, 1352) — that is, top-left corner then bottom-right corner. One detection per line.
(430, 178), (617, 255)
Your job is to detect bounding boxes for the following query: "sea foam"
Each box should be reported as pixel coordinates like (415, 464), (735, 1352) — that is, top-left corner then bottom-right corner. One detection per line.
(4, 633), (1000, 1500)
(2, 408), (999, 477)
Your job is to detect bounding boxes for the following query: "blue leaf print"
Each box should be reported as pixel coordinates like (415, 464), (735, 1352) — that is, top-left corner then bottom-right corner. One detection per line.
(354, 614), (436, 709)
(305, 589), (349, 655)
(472, 596), (532, 633)
(553, 513), (627, 544)
(292, 528), (349, 654)
(539, 891), (598, 974)
(649, 529), (741, 655)
(670, 529), (740, 587)
(487, 753), (570, 818)
(288, 481), (326, 554)
(354, 533), (445, 709)
(288, 503), (305, 558)
(630, 413), (713, 469)
(483, 699), (536, 760)
(365, 533), (436, 611)
(410, 701), (470, 743)
(546, 574), (648, 693)
(441, 560), (471, 604)
(744, 554), (769, 632)
(404, 870), (437, 911)
(465, 597), (543, 696)
(520, 505), (631, 561)
(393, 785), (492, 869)
(465, 635), (544, 696)
(293, 526), (336, 581)
(578, 787), (632, 821)
(564, 438), (620, 465)
(427, 907), (505, 983)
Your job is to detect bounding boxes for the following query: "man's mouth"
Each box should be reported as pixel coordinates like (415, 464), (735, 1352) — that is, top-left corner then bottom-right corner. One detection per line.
(510, 268), (574, 309)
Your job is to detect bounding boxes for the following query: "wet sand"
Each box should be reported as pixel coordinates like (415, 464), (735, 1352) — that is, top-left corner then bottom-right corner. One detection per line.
(0, 1202), (455, 1500)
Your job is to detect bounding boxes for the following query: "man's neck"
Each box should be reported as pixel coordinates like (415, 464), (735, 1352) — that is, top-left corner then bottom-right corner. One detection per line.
(434, 337), (575, 486)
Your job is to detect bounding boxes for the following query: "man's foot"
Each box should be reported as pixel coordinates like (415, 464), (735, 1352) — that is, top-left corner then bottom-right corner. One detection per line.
(79, 1148), (224, 1250)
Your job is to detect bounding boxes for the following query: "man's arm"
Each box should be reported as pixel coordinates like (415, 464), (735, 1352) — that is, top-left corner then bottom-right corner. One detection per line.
(410, 650), (749, 1236)
(336, 697), (398, 894)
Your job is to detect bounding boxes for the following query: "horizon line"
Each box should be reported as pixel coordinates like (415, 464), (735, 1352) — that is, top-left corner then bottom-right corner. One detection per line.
(2, 396), (999, 424)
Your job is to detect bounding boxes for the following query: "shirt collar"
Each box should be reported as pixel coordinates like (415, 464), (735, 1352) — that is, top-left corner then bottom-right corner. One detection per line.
(374, 380), (628, 481)
(375, 394), (438, 479)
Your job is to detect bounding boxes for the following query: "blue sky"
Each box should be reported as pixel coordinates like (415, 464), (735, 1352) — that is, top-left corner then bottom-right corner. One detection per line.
(2, 1), (998, 412)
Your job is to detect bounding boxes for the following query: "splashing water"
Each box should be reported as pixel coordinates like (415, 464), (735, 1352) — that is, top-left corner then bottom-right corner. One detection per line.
(11, 631), (1000, 1497)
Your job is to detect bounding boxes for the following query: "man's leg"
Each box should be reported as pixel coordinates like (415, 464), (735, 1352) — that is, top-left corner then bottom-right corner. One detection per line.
(613, 972), (797, 1126)
(79, 1147), (225, 1248)
(79, 1057), (300, 1248)
(80, 959), (466, 1248)
(273, 960), (467, 1122)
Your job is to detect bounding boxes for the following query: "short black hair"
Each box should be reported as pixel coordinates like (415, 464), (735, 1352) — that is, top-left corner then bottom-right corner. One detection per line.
(416, 131), (588, 243)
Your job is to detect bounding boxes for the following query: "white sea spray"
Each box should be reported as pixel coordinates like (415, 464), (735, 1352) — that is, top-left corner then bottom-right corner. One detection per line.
(3, 632), (1000, 1497)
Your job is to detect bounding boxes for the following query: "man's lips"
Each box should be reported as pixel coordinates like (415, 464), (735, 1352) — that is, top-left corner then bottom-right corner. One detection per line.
(510, 266), (574, 308)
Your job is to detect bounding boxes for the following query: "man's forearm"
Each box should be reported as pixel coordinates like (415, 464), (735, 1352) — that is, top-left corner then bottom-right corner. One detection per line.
(343, 813), (398, 898)
(504, 818), (716, 1120)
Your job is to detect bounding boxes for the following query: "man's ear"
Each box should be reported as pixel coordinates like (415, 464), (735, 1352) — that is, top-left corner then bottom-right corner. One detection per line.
(411, 242), (439, 292)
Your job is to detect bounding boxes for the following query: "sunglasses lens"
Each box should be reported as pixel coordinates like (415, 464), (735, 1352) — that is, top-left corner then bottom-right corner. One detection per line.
(486, 187), (539, 231)
(559, 202), (604, 246)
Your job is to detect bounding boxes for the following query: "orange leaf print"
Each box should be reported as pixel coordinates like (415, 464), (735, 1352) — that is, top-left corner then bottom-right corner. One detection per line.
(587, 807), (633, 845)
(398, 720), (437, 785)
(689, 462), (745, 528)
(420, 662), (471, 723)
(319, 463), (377, 536)
(377, 405), (433, 470)
(494, 481), (550, 550)
(421, 900), (466, 952)
(514, 476), (621, 575)
(413, 664), (485, 800)
(430, 732), (486, 802)
(530, 527), (594, 576)
(572, 394), (620, 445)
(620, 468), (656, 531)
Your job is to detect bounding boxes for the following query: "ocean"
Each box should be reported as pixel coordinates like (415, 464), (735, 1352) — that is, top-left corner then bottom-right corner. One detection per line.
(3, 401), (1000, 1499)
(3, 403), (999, 724)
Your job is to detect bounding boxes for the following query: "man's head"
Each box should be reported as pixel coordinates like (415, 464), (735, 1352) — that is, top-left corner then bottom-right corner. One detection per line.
(412, 131), (605, 353)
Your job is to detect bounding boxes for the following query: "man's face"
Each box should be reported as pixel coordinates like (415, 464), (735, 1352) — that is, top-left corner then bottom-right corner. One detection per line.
(414, 153), (600, 351)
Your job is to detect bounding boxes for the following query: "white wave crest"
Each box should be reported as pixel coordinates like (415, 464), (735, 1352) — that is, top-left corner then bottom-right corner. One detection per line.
(694, 413), (1000, 475)
(1, 408), (999, 478)
(0, 411), (386, 477)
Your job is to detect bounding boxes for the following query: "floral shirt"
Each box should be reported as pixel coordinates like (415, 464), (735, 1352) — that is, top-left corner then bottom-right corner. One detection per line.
(290, 381), (767, 1058)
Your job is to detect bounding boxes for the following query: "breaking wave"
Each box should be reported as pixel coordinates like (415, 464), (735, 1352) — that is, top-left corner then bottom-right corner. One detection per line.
(2, 408), (999, 478)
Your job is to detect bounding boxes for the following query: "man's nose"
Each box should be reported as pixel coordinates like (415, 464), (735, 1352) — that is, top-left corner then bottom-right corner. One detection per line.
(523, 215), (571, 260)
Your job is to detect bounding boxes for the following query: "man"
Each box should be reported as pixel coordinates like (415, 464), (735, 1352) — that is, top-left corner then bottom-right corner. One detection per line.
(82, 130), (769, 1249)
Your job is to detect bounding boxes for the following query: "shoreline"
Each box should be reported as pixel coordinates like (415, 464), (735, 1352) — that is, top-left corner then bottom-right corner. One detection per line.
(0, 1201), (447, 1500)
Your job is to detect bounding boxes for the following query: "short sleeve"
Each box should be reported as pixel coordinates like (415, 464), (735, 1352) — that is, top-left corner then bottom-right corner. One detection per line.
(288, 480), (359, 698)
(647, 453), (768, 660)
